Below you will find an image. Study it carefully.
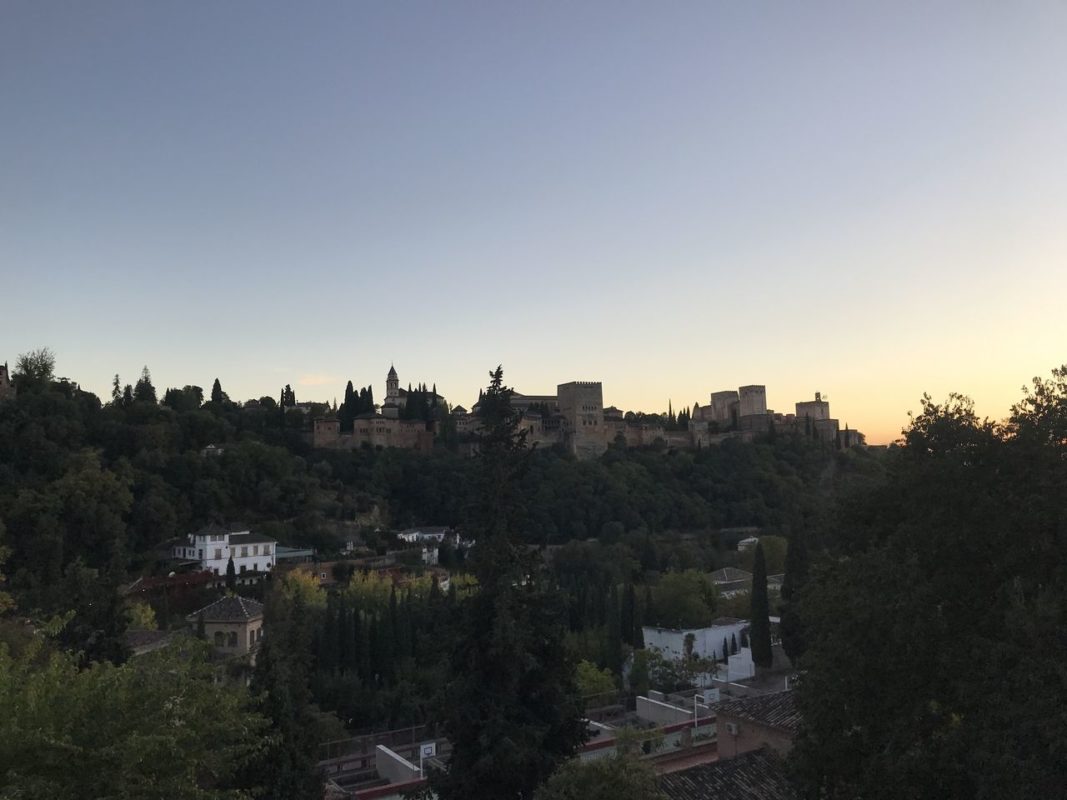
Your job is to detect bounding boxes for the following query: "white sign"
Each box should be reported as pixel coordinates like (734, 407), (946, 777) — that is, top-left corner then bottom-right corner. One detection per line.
(421, 742), (437, 759)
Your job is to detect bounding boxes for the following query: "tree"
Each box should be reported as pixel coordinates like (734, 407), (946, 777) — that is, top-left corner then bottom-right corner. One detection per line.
(111, 373), (122, 404)
(749, 543), (772, 669)
(0, 521), (13, 616)
(576, 659), (616, 700)
(534, 757), (667, 800)
(650, 570), (715, 629)
(779, 526), (809, 665)
(211, 378), (228, 404)
(430, 366), (586, 800)
(226, 556), (237, 592)
(0, 634), (268, 798)
(791, 373), (1067, 797)
(134, 366), (157, 404)
(13, 346), (56, 389)
(250, 588), (325, 799)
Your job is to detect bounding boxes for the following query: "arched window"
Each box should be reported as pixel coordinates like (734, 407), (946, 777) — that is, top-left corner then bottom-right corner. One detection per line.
(214, 631), (225, 647)
(228, 631), (238, 648)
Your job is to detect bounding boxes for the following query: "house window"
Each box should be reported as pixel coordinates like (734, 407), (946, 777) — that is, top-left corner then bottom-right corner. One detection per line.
(253, 563), (258, 572)
(228, 632), (238, 647)
(214, 549), (222, 560)
(264, 545), (271, 555)
(241, 546), (248, 557)
(214, 631), (225, 647)
(253, 545), (259, 556)
(240, 565), (246, 573)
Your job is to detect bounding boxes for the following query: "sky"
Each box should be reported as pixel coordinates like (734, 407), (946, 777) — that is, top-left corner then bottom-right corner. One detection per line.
(2, 1), (1065, 444)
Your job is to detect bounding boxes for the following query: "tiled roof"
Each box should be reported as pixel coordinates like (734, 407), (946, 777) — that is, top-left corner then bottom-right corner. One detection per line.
(188, 595), (265, 623)
(717, 690), (800, 734)
(659, 749), (796, 800)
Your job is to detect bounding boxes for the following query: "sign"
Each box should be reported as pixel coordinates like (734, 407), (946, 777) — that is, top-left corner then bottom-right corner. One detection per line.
(421, 742), (437, 759)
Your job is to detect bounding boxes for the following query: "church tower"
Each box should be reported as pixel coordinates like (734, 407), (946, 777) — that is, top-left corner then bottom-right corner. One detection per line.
(383, 365), (401, 419)
(386, 364), (399, 402)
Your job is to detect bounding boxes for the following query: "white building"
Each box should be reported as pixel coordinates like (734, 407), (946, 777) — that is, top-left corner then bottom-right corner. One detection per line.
(396, 526), (452, 544)
(642, 617), (750, 662)
(172, 523), (277, 576)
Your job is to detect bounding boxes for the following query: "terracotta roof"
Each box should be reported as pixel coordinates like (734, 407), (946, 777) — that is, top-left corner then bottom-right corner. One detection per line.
(188, 595), (265, 623)
(717, 690), (800, 734)
(659, 749), (796, 800)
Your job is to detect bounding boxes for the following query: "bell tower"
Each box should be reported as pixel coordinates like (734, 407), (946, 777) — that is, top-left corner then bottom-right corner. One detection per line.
(386, 364), (399, 402)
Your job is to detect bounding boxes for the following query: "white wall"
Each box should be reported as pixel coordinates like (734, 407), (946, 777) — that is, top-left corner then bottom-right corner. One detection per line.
(642, 620), (749, 661)
(174, 532), (276, 574)
(375, 745), (420, 785)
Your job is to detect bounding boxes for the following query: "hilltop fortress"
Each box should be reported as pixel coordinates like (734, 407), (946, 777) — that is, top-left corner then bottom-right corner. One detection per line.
(313, 366), (864, 458)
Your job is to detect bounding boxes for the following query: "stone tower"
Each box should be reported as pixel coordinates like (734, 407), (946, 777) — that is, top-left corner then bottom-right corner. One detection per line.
(383, 365), (401, 419)
(557, 381), (606, 459)
(386, 365), (399, 402)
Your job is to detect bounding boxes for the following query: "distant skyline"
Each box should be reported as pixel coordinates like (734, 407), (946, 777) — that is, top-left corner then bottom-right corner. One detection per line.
(3, 2), (1066, 444)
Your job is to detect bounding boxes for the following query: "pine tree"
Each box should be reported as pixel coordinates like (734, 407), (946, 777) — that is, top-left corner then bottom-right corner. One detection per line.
(430, 366), (585, 800)
(749, 543), (773, 669)
(211, 378), (226, 404)
(133, 366), (156, 404)
(111, 373), (121, 404)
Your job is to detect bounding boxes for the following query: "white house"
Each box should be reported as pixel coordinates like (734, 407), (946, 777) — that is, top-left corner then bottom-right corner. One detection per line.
(396, 526), (452, 544)
(737, 536), (760, 552)
(642, 617), (750, 662)
(172, 523), (277, 575)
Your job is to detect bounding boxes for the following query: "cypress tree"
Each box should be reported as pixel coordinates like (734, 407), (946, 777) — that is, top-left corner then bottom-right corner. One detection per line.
(780, 527), (810, 665)
(225, 556), (236, 592)
(749, 543), (773, 669)
(604, 583), (623, 675)
(211, 378), (225, 404)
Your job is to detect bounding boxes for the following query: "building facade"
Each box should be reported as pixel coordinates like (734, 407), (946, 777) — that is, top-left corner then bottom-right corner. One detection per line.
(172, 524), (277, 575)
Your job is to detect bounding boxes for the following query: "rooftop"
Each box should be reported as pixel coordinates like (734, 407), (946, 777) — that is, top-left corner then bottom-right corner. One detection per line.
(717, 690), (800, 734)
(188, 595), (265, 623)
(659, 749), (796, 800)
(711, 567), (752, 583)
(229, 531), (276, 545)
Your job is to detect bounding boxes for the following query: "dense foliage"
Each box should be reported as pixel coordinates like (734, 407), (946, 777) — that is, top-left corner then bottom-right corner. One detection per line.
(0, 633), (268, 799)
(429, 367), (587, 800)
(791, 367), (1067, 798)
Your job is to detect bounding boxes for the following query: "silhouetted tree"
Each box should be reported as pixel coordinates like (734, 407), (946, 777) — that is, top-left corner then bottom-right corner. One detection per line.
(749, 543), (772, 669)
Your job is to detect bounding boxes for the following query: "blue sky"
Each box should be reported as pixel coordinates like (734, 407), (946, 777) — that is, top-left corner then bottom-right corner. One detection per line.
(3, 1), (1066, 442)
